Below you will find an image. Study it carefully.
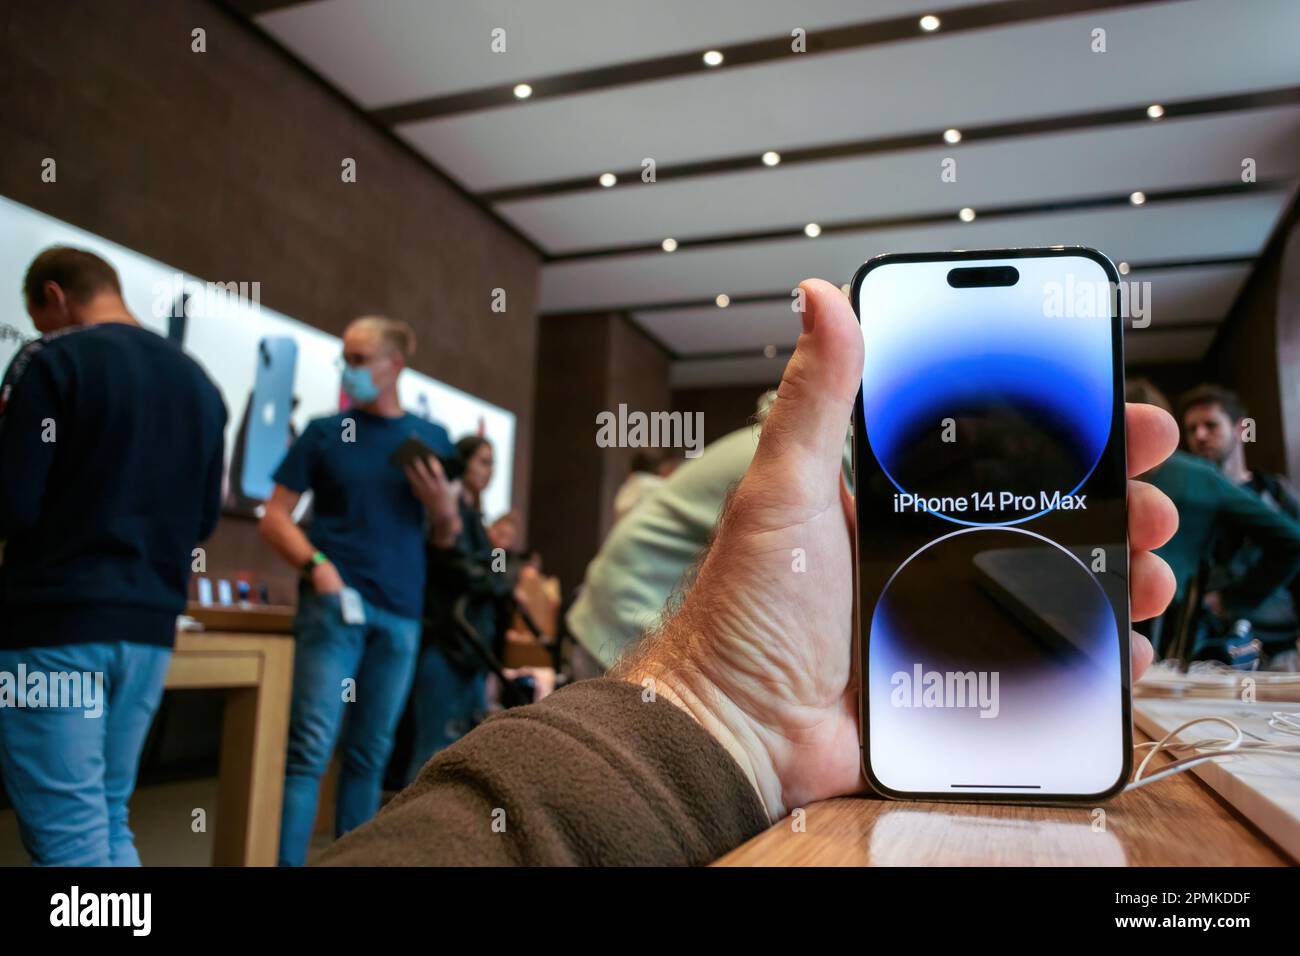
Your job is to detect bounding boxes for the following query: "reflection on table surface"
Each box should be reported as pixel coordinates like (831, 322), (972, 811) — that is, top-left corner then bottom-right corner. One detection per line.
(714, 728), (1291, 867)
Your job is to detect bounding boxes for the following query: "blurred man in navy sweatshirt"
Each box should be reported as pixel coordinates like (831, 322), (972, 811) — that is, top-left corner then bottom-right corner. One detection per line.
(0, 247), (227, 866)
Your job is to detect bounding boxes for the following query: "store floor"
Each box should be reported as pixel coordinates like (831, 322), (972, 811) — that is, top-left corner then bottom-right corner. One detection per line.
(0, 779), (334, 866)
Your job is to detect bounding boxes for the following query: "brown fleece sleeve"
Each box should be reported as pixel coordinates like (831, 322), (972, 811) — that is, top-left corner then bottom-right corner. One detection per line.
(315, 678), (769, 866)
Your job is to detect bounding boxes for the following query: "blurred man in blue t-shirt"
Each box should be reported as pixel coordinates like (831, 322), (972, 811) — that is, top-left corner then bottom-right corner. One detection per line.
(259, 315), (460, 866)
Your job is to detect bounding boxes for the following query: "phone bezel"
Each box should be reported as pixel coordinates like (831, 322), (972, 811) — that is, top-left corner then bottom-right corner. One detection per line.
(849, 245), (1133, 805)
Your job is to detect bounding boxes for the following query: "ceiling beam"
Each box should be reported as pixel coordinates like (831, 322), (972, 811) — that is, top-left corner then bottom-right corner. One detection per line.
(369, 0), (1188, 125)
(541, 255), (1258, 317)
(544, 183), (1283, 262)
(483, 86), (1300, 204)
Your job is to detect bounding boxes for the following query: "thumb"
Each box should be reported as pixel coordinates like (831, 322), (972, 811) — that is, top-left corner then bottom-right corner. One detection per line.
(750, 279), (864, 507)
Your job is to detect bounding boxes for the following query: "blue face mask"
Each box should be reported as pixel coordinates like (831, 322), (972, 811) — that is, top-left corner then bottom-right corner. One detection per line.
(340, 364), (380, 403)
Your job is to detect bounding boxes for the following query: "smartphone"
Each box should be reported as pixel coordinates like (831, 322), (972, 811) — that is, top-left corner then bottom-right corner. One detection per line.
(850, 247), (1130, 803)
(240, 336), (299, 501)
(166, 293), (189, 346)
(389, 435), (465, 482)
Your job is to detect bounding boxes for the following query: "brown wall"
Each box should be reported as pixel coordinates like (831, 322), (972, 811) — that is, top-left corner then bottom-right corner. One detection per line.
(530, 313), (670, 592)
(604, 316), (675, 519)
(1206, 198), (1300, 478)
(1128, 362), (1216, 413)
(0, 0), (541, 584)
(1277, 224), (1300, 480)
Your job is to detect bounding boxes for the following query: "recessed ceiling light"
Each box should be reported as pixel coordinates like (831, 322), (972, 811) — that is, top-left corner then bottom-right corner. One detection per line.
(1146, 103), (1165, 119)
(920, 14), (941, 31)
(943, 128), (962, 144)
(513, 83), (532, 99)
(1129, 191), (1147, 206)
(715, 294), (730, 308)
(1118, 261), (1130, 275)
(959, 207), (976, 222)
(703, 50), (724, 67)
(661, 238), (678, 252)
(804, 223), (822, 238)
(761, 151), (782, 167)
(598, 172), (617, 188)
(763, 345), (778, 358)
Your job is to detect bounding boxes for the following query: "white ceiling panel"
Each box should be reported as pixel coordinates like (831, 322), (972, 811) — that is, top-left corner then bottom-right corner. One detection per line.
(398, 0), (1300, 192)
(634, 261), (1251, 356)
(500, 106), (1300, 252)
(258, 0), (981, 108)
(1128, 263), (1252, 325)
(540, 190), (1293, 313)
(635, 301), (802, 355)
(240, 0), (1297, 385)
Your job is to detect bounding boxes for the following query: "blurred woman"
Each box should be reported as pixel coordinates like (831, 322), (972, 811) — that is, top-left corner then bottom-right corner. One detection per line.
(406, 436), (506, 783)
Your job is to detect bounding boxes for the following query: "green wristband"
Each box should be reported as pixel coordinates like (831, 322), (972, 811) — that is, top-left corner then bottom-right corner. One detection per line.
(302, 550), (328, 577)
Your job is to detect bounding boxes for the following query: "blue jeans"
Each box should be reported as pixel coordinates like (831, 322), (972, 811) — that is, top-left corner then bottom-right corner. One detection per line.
(405, 644), (487, 785)
(278, 587), (420, 866)
(0, 641), (172, 866)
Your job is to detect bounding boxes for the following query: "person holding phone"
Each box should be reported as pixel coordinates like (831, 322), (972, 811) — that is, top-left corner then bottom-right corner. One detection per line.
(405, 435), (505, 782)
(317, 279), (1176, 866)
(259, 315), (458, 866)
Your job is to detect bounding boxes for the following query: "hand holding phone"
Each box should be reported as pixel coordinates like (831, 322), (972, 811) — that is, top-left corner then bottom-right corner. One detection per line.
(402, 450), (460, 521)
(614, 277), (1177, 822)
(389, 434), (465, 481)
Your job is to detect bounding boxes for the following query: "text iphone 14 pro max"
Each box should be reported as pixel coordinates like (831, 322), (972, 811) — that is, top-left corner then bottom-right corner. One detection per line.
(850, 247), (1131, 803)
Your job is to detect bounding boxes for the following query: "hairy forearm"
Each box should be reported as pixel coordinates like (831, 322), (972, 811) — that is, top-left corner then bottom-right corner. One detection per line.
(611, 593), (782, 823)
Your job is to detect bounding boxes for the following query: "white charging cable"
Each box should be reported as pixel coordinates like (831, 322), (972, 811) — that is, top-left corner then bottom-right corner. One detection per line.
(1125, 711), (1300, 790)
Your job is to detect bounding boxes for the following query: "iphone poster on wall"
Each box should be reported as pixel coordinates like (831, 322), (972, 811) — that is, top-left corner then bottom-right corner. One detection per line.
(0, 195), (516, 521)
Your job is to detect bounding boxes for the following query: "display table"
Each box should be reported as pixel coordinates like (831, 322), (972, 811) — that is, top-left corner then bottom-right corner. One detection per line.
(165, 604), (295, 866)
(713, 723), (1291, 866)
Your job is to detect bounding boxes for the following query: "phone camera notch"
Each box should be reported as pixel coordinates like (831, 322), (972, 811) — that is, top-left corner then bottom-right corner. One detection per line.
(947, 266), (1020, 288)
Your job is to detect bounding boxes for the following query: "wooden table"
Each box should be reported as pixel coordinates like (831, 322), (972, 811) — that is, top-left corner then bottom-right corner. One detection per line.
(165, 605), (295, 866)
(714, 723), (1291, 867)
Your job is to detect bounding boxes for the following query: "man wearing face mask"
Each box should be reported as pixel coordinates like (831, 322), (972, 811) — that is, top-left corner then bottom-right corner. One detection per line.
(260, 315), (458, 866)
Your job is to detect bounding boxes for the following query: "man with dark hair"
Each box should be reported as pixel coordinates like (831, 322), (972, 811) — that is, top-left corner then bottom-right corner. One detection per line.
(1181, 382), (1245, 418)
(1181, 384), (1291, 501)
(21, 245), (123, 309)
(1178, 383), (1300, 660)
(0, 246), (227, 865)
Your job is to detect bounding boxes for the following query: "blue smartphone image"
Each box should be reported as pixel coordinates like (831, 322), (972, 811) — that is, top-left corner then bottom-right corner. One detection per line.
(240, 335), (299, 502)
(166, 293), (188, 346)
(851, 247), (1131, 804)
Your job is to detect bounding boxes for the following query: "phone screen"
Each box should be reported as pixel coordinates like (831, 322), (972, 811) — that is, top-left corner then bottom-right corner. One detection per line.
(851, 248), (1130, 801)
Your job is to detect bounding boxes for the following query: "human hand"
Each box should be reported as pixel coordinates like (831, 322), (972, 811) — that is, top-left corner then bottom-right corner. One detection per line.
(405, 455), (460, 520)
(618, 277), (1180, 821)
(311, 560), (345, 595)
